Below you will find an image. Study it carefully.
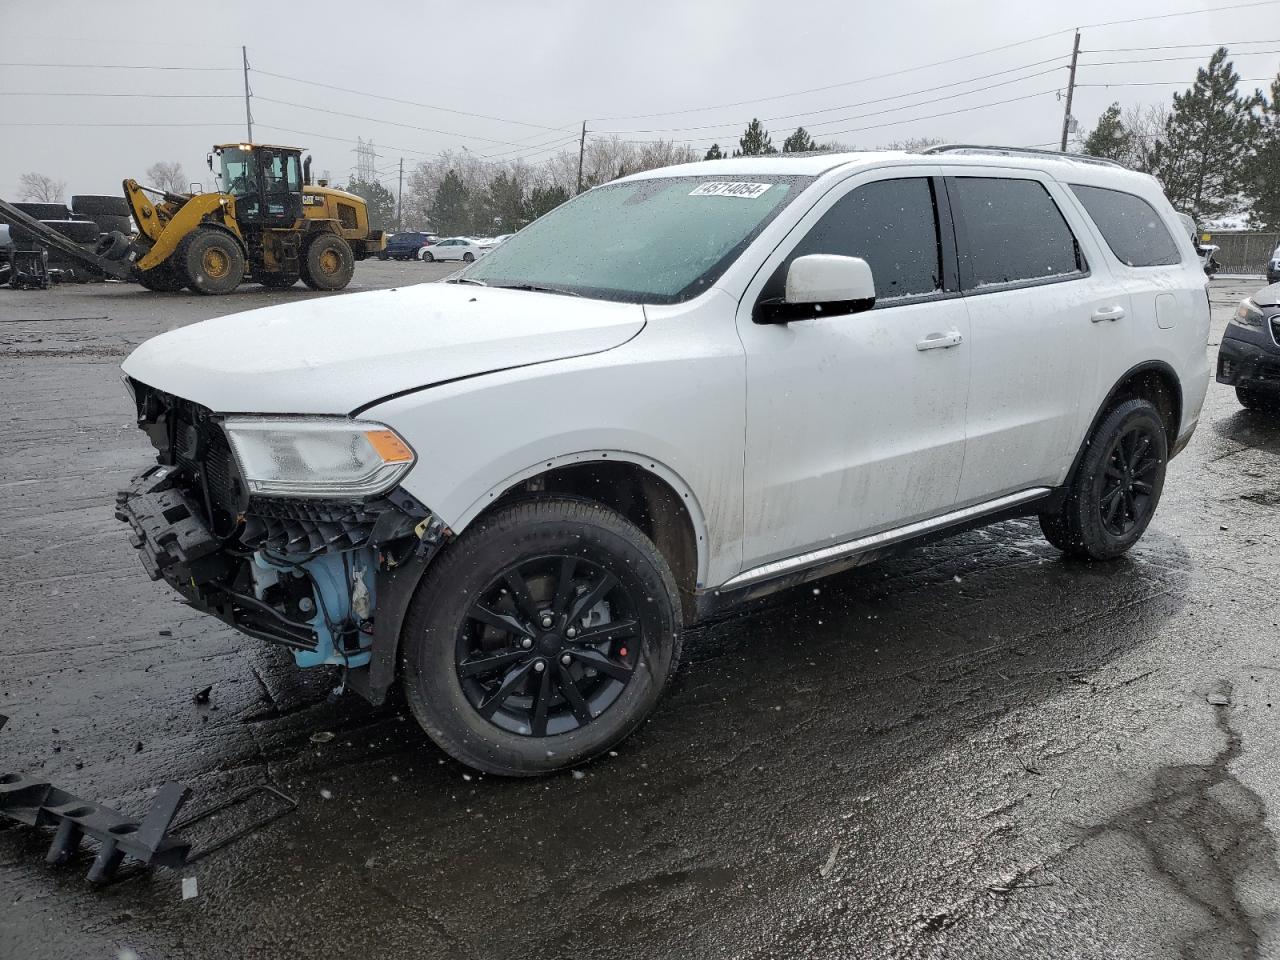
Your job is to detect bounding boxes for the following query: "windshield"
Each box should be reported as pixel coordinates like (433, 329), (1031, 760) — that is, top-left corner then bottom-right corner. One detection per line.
(460, 175), (811, 303)
(219, 147), (255, 197)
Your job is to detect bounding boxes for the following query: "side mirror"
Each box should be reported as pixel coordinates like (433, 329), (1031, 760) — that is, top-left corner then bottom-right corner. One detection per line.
(755, 254), (876, 324)
(206, 153), (214, 171)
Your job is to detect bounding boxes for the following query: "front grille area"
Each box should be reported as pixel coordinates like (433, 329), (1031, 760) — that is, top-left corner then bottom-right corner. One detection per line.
(1270, 316), (1280, 348)
(240, 497), (407, 554)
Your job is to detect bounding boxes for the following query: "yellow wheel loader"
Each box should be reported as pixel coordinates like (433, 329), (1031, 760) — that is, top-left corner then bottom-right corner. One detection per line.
(128, 143), (386, 294)
(0, 143), (386, 295)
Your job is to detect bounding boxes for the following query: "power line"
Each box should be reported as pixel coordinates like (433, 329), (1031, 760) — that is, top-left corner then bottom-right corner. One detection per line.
(254, 95), (573, 149)
(1077, 76), (1275, 87)
(254, 122), (580, 167)
(0, 121), (242, 127)
(590, 0), (1280, 123)
(1080, 49), (1280, 66)
(1086, 39), (1280, 52)
(253, 69), (566, 132)
(600, 63), (1068, 137)
(0, 91), (239, 98)
(0, 62), (236, 70)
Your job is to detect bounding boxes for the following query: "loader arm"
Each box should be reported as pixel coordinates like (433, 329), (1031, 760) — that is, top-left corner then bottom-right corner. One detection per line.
(134, 191), (238, 272)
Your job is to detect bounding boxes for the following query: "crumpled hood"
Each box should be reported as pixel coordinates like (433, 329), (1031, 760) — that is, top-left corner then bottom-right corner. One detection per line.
(122, 282), (645, 414)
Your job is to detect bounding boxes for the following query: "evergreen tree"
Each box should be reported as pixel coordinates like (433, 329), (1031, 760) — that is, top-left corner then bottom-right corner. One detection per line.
(430, 169), (471, 235)
(526, 184), (570, 221)
(704, 143), (724, 160)
(1246, 73), (1280, 228)
(486, 170), (527, 233)
(782, 127), (817, 153)
(1148, 48), (1262, 220)
(735, 119), (776, 156)
(1082, 103), (1133, 164)
(345, 177), (397, 230)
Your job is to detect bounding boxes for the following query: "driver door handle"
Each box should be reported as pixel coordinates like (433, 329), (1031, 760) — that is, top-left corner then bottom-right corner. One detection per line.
(916, 330), (964, 351)
(1091, 305), (1126, 323)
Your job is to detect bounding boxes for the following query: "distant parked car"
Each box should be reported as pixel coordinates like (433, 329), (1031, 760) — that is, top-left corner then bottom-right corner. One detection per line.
(419, 237), (483, 262)
(1266, 243), (1279, 285)
(1174, 212), (1220, 275)
(381, 231), (437, 260)
(1218, 283), (1280, 412)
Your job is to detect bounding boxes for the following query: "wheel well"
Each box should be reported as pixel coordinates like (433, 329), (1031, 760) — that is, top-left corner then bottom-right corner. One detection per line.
(487, 461), (700, 622)
(1103, 363), (1182, 449)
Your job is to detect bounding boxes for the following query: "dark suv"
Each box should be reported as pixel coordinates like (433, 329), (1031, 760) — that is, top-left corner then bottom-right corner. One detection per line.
(1218, 282), (1280, 411)
(380, 231), (436, 260)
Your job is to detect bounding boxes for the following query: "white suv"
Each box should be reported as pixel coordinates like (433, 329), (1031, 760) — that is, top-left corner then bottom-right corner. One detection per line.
(116, 147), (1211, 775)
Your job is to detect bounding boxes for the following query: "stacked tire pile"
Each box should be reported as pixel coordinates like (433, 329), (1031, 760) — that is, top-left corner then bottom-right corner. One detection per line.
(3, 195), (132, 289)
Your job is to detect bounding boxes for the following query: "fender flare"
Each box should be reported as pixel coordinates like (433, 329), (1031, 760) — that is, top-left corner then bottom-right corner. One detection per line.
(353, 452), (713, 706)
(1049, 359), (1183, 509)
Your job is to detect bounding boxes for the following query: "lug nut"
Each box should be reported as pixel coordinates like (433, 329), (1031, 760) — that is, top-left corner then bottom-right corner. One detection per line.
(565, 626), (577, 639)
(533, 660), (546, 673)
(520, 638), (533, 649)
(540, 614), (554, 628)
(560, 653), (572, 666)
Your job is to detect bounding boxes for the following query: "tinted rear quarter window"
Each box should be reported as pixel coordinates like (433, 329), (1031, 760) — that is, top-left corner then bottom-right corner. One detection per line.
(948, 177), (1083, 288)
(1070, 184), (1183, 267)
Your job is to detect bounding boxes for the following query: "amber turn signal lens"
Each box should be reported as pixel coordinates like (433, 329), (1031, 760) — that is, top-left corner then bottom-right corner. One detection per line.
(364, 429), (414, 463)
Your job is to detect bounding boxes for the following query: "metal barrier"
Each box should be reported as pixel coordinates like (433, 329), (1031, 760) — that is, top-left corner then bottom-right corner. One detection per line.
(1207, 232), (1280, 275)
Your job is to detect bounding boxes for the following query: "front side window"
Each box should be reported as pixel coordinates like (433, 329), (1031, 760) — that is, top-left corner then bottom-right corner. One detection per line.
(760, 177), (944, 305)
(219, 147), (255, 197)
(948, 177), (1084, 289)
(1070, 184), (1182, 267)
(462, 174), (811, 303)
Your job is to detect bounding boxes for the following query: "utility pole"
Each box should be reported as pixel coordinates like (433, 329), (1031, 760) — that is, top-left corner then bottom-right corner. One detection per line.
(1059, 30), (1080, 152)
(575, 121), (587, 195)
(396, 156), (404, 232)
(241, 45), (253, 142)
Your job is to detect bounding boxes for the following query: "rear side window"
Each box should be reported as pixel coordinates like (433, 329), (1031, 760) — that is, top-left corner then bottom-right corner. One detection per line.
(1070, 184), (1183, 267)
(762, 177), (944, 304)
(948, 177), (1083, 289)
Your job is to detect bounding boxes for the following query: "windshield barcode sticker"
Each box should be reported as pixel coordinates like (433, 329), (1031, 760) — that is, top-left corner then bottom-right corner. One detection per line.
(689, 182), (772, 199)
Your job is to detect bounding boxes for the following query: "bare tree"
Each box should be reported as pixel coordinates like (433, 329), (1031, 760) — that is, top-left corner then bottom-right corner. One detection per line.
(1121, 103), (1169, 172)
(146, 161), (188, 194)
(18, 172), (67, 202)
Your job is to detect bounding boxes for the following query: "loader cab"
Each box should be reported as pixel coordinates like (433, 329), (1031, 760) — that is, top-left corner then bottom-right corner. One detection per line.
(214, 143), (303, 227)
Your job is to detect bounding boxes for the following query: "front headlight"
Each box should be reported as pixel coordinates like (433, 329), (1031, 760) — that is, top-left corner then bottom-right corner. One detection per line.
(1232, 298), (1265, 328)
(223, 417), (416, 498)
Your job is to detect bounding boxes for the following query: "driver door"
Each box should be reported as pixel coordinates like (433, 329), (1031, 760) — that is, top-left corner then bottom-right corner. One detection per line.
(735, 170), (971, 571)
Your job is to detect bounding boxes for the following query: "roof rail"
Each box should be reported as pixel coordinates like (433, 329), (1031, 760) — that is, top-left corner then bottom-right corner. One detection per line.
(920, 144), (1128, 170)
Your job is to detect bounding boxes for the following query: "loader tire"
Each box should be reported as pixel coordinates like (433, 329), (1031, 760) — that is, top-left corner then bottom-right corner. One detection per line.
(177, 228), (244, 295)
(14, 202), (70, 221)
(71, 195), (130, 218)
(300, 233), (354, 291)
(136, 262), (186, 292)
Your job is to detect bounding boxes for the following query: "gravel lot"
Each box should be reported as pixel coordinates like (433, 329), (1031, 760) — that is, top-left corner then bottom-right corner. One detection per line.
(1, 266), (1278, 959)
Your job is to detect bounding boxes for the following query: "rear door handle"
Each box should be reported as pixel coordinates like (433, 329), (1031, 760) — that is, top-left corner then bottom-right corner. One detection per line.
(916, 330), (964, 351)
(1091, 305), (1126, 323)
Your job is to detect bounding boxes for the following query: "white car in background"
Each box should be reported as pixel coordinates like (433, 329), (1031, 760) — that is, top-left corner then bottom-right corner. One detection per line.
(420, 237), (484, 262)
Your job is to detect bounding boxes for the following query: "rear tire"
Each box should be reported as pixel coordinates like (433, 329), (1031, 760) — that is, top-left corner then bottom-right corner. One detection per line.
(1040, 398), (1168, 560)
(421, 250), (434, 262)
(401, 497), (682, 776)
(1237, 386), (1279, 413)
(462, 251), (475, 262)
(300, 233), (354, 291)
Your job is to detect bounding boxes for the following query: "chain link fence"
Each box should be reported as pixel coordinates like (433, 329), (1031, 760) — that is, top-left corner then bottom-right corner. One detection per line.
(1206, 232), (1279, 275)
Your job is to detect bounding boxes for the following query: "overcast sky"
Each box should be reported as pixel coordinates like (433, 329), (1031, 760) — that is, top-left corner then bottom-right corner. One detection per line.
(1, 0), (1277, 200)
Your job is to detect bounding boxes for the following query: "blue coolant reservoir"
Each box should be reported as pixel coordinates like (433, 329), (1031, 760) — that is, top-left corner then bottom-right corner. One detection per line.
(250, 550), (377, 668)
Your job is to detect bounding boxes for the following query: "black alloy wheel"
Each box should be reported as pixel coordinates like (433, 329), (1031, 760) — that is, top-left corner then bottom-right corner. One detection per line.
(1097, 423), (1161, 537)
(457, 554), (640, 737)
(400, 497), (681, 776)
(1039, 397), (1168, 560)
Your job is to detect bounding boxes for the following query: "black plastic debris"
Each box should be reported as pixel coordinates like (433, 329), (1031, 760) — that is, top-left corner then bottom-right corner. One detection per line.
(0, 715), (297, 883)
(0, 716), (191, 882)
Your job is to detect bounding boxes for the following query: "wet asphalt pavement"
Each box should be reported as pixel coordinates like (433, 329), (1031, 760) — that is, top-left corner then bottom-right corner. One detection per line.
(1, 266), (1278, 959)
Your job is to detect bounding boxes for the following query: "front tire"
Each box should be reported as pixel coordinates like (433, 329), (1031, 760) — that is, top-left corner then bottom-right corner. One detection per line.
(401, 497), (682, 776)
(462, 251), (475, 262)
(1040, 398), (1168, 560)
(176, 228), (244, 295)
(300, 233), (355, 291)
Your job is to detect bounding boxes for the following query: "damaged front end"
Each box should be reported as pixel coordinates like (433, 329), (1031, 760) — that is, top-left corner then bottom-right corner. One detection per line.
(115, 380), (449, 702)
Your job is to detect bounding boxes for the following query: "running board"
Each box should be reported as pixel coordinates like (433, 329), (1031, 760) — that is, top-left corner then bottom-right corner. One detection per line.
(721, 488), (1052, 591)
